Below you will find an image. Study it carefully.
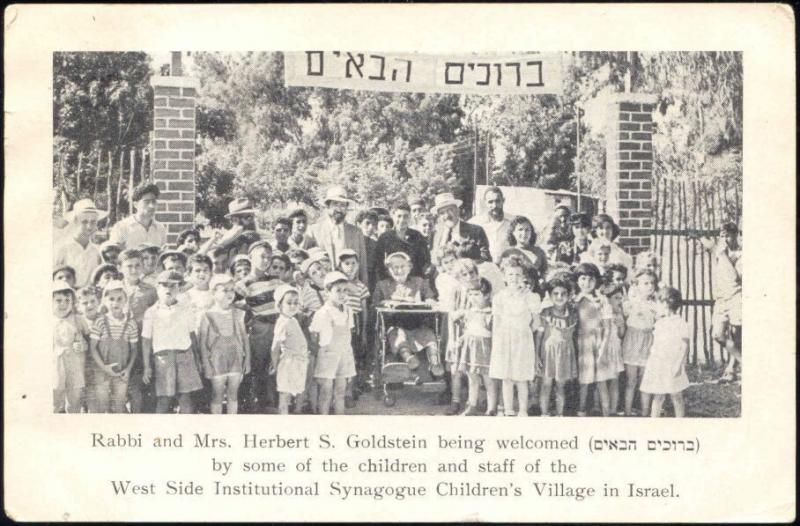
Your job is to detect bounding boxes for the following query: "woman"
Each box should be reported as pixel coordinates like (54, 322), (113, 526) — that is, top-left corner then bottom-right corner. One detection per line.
(501, 216), (549, 277)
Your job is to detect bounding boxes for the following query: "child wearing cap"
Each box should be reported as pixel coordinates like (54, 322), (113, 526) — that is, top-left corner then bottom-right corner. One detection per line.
(269, 285), (309, 414)
(141, 271), (203, 414)
(53, 281), (90, 412)
(92, 263), (121, 290)
(338, 249), (370, 406)
(310, 272), (357, 414)
(159, 250), (188, 276)
(296, 253), (329, 413)
(198, 274), (250, 414)
(373, 252), (444, 379)
(100, 241), (122, 266)
(88, 281), (139, 413)
(118, 249), (158, 413)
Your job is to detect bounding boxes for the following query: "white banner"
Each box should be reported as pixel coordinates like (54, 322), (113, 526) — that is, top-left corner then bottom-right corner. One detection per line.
(284, 51), (563, 95)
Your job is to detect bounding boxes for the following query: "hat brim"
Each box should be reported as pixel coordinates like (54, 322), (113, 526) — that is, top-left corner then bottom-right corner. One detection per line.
(430, 199), (462, 214)
(320, 196), (355, 206)
(225, 209), (257, 218)
(67, 208), (109, 222)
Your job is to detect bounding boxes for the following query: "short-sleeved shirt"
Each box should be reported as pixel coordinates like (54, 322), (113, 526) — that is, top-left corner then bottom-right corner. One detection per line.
(124, 281), (158, 326)
(272, 315), (309, 358)
(344, 279), (370, 313)
(90, 314), (139, 343)
(142, 301), (195, 352)
(54, 239), (103, 288)
(712, 243), (741, 301)
(373, 276), (435, 304)
(300, 282), (327, 318)
(109, 215), (167, 250)
(309, 303), (354, 348)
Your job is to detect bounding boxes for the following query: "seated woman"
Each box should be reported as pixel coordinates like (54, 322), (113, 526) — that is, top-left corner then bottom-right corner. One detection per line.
(373, 252), (444, 378)
(501, 215), (549, 277)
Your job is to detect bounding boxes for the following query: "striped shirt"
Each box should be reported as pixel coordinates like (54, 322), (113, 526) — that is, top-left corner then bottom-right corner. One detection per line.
(344, 279), (370, 313)
(90, 313), (139, 343)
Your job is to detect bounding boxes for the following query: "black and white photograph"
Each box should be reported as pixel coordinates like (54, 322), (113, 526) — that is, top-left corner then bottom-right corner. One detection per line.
(51, 50), (743, 418)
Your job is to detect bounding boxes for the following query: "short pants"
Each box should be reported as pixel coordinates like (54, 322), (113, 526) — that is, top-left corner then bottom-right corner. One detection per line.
(314, 347), (356, 380)
(153, 348), (203, 397)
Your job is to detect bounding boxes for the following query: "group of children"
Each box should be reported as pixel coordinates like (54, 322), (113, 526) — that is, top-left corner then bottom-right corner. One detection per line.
(53, 211), (737, 418)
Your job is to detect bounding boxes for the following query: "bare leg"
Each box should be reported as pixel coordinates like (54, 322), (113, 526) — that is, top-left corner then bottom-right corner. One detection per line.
(555, 382), (566, 416)
(671, 392), (685, 417)
(640, 392), (652, 417)
(502, 380), (515, 416)
(516, 381), (529, 417)
(278, 392), (291, 415)
(597, 381), (610, 416)
(650, 394), (665, 417)
(624, 365), (639, 415)
(467, 372), (480, 408)
(210, 377), (225, 414)
(578, 384), (590, 415)
(66, 388), (83, 413)
(482, 375), (497, 414)
(333, 378), (347, 415)
(317, 379), (333, 415)
(93, 384), (110, 413)
(451, 369), (463, 404)
(155, 396), (171, 414)
(608, 378), (620, 415)
(178, 393), (195, 414)
(227, 375), (242, 414)
(539, 379), (552, 416)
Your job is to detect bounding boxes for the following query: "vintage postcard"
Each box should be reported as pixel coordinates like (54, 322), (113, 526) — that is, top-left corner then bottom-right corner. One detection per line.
(4, 4), (795, 522)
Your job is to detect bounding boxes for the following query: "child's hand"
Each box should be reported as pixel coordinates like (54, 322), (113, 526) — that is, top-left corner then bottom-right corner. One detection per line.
(72, 340), (85, 353)
(142, 367), (151, 384)
(244, 364), (251, 375)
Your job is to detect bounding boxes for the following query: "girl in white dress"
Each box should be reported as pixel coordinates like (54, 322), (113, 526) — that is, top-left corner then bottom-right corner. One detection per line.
(640, 287), (690, 417)
(489, 259), (541, 416)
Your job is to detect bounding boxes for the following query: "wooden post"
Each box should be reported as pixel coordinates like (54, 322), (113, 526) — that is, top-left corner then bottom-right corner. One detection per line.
(129, 149), (136, 216)
(76, 152), (83, 195)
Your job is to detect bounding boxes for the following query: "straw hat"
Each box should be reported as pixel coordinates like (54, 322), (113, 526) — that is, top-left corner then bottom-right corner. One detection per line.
(320, 185), (355, 206)
(66, 198), (108, 222)
(430, 192), (463, 215)
(225, 197), (257, 218)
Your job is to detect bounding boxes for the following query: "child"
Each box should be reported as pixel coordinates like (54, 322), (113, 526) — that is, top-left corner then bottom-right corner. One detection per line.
(53, 265), (77, 289)
(573, 262), (613, 416)
(92, 263), (121, 290)
(198, 274), (250, 414)
(77, 286), (102, 324)
(376, 214), (394, 238)
(457, 278), (496, 416)
(100, 240), (122, 266)
(138, 243), (161, 287)
(589, 214), (633, 270)
(118, 248), (158, 413)
(310, 272), (357, 415)
(622, 269), (659, 416)
(640, 287), (690, 417)
(489, 258), (541, 416)
(287, 248), (309, 287)
(230, 254), (252, 282)
(590, 241), (613, 275)
(600, 283), (626, 415)
(184, 254), (216, 319)
(270, 285), (309, 414)
(141, 271), (203, 414)
(159, 250), (188, 276)
(270, 253), (293, 284)
(287, 209), (317, 251)
(297, 253), (329, 413)
(373, 252), (443, 379)
(209, 246), (230, 275)
(338, 249), (370, 407)
(604, 264), (629, 294)
(355, 209), (379, 241)
(177, 228), (201, 255)
(88, 281), (139, 413)
(52, 281), (90, 413)
(535, 275), (578, 416)
(444, 256), (478, 414)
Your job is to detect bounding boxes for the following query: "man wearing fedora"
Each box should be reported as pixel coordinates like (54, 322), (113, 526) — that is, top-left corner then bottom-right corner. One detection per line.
(109, 182), (167, 250)
(307, 186), (370, 285)
(214, 197), (263, 259)
(431, 192), (491, 262)
(54, 198), (108, 288)
(468, 186), (517, 262)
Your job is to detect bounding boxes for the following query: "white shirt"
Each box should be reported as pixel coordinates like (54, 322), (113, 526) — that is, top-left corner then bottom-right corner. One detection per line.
(309, 303), (353, 347)
(54, 239), (103, 288)
(142, 301), (195, 352)
(469, 213), (516, 262)
(109, 215), (167, 250)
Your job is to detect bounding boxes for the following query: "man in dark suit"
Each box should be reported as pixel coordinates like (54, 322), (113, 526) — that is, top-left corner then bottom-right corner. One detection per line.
(431, 192), (491, 262)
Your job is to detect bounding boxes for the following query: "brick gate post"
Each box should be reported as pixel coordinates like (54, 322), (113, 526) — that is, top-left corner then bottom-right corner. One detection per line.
(150, 67), (198, 246)
(605, 93), (658, 256)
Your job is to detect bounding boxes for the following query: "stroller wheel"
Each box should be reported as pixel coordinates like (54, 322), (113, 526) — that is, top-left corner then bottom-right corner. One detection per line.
(383, 395), (396, 407)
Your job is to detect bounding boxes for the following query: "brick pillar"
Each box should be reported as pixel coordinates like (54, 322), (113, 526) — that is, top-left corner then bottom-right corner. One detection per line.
(605, 93), (657, 255)
(150, 74), (199, 246)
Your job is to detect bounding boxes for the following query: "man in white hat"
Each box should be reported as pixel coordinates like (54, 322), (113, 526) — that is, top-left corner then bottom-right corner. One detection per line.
(213, 197), (262, 259)
(430, 192), (491, 262)
(109, 182), (167, 250)
(468, 186), (517, 262)
(54, 198), (108, 288)
(306, 186), (369, 285)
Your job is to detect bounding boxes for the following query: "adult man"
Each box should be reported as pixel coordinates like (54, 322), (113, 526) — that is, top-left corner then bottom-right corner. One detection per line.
(468, 186), (516, 262)
(409, 197), (427, 227)
(306, 186), (369, 285)
(431, 192), (491, 262)
(109, 182), (167, 250)
(54, 199), (107, 287)
(287, 209), (317, 250)
(214, 197), (262, 259)
(375, 204), (431, 280)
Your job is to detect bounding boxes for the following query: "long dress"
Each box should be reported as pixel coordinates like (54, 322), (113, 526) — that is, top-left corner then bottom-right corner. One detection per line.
(489, 288), (541, 382)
